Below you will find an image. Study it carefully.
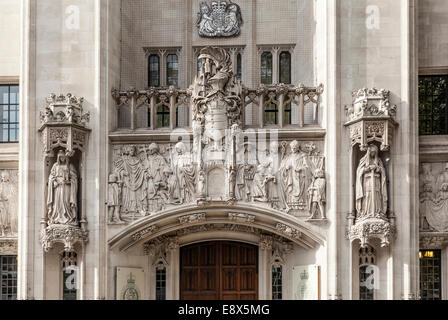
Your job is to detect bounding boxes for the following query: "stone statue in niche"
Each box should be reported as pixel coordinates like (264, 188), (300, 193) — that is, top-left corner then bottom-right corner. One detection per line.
(115, 145), (147, 216)
(279, 140), (309, 211)
(420, 163), (434, 230)
(107, 173), (124, 224)
(307, 169), (326, 220)
(0, 170), (18, 237)
(47, 150), (78, 226)
(355, 144), (388, 220)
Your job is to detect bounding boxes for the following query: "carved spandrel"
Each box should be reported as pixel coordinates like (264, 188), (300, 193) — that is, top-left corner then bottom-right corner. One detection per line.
(0, 170), (18, 238)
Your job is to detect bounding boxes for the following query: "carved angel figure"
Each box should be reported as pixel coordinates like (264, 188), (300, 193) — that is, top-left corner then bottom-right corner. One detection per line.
(47, 150), (78, 226)
(356, 144), (388, 219)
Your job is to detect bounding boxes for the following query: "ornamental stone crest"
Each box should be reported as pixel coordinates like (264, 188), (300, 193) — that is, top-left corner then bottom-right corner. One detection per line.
(197, 0), (243, 37)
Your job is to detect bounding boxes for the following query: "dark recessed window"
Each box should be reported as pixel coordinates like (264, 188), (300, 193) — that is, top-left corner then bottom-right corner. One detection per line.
(156, 267), (166, 300)
(0, 85), (19, 143)
(419, 75), (448, 135)
(272, 266), (282, 300)
(0, 256), (17, 300)
(284, 102), (292, 125)
(166, 54), (179, 87)
(236, 53), (242, 82)
(279, 51), (291, 84)
(157, 104), (170, 128)
(420, 250), (442, 300)
(148, 54), (160, 87)
(359, 246), (376, 301)
(61, 251), (77, 300)
(261, 52), (273, 85)
(264, 102), (278, 125)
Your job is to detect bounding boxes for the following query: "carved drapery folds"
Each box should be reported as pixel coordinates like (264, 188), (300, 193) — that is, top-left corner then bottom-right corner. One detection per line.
(419, 163), (448, 249)
(345, 88), (397, 248)
(39, 94), (90, 252)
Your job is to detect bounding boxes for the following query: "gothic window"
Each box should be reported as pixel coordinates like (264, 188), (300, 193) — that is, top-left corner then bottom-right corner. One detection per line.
(272, 266), (282, 300)
(148, 54), (160, 87)
(284, 102), (292, 125)
(61, 251), (78, 300)
(261, 52), (273, 85)
(419, 75), (448, 135)
(0, 256), (17, 300)
(264, 102), (278, 125)
(236, 53), (242, 82)
(359, 245), (376, 301)
(197, 58), (202, 76)
(419, 250), (442, 300)
(279, 51), (291, 84)
(155, 266), (166, 301)
(166, 54), (179, 87)
(157, 104), (170, 128)
(0, 85), (19, 143)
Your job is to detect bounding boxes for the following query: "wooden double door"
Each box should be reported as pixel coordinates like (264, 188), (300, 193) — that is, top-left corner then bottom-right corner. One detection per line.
(180, 241), (258, 300)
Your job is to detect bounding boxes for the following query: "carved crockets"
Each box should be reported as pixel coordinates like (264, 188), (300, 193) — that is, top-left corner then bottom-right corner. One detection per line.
(345, 88), (397, 248)
(419, 163), (448, 232)
(39, 94), (90, 252)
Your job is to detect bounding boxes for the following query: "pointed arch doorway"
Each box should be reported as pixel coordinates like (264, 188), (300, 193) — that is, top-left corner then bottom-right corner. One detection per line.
(180, 241), (258, 300)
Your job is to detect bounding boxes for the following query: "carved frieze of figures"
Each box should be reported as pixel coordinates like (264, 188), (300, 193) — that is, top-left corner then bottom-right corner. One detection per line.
(197, 0), (243, 38)
(109, 140), (326, 224)
(419, 163), (448, 232)
(0, 170), (18, 238)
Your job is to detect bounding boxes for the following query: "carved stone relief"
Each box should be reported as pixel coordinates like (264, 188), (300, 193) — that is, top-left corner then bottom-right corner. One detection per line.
(419, 163), (448, 232)
(0, 170), (18, 238)
(197, 0), (243, 38)
(109, 47), (327, 225)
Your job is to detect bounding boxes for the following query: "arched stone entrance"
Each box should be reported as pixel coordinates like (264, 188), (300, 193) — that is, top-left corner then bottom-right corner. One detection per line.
(180, 241), (258, 300)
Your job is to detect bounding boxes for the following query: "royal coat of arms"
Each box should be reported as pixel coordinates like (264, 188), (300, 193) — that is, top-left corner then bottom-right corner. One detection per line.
(197, 0), (243, 37)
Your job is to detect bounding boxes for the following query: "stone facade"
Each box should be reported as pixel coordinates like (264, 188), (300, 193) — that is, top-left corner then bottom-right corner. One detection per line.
(0, 0), (445, 300)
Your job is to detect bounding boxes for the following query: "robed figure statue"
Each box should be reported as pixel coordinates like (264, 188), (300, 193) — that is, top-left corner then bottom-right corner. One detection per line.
(47, 150), (78, 226)
(356, 144), (388, 219)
